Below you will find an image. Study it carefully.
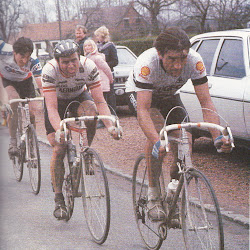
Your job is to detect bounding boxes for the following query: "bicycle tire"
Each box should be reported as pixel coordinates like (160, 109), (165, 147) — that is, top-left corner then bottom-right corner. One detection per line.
(181, 168), (224, 250)
(12, 105), (24, 182)
(62, 150), (75, 221)
(27, 124), (41, 195)
(132, 154), (164, 250)
(80, 148), (110, 245)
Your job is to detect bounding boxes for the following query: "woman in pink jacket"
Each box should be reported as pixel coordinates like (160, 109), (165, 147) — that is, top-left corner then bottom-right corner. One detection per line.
(83, 39), (113, 101)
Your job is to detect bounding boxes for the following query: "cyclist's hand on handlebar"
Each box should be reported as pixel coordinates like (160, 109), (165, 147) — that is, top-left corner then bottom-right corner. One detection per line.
(2, 104), (13, 116)
(55, 129), (66, 144)
(108, 125), (123, 140)
(152, 140), (167, 159)
(214, 135), (232, 153)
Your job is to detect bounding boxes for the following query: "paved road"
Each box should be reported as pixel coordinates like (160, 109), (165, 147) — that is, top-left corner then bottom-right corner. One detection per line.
(0, 126), (249, 249)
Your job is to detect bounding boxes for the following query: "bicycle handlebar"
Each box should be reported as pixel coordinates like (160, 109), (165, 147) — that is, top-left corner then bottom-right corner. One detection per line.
(9, 97), (44, 104)
(60, 115), (122, 139)
(160, 122), (235, 152)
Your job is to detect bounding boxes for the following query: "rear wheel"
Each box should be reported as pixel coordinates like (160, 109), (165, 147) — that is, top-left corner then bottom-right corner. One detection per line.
(132, 154), (164, 250)
(80, 148), (110, 244)
(12, 106), (24, 182)
(181, 168), (224, 249)
(27, 124), (41, 195)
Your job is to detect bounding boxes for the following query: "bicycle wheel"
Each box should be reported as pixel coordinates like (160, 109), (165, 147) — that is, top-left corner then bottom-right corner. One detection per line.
(27, 124), (41, 195)
(132, 154), (164, 250)
(62, 145), (76, 221)
(12, 106), (24, 182)
(181, 168), (224, 250)
(80, 148), (110, 244)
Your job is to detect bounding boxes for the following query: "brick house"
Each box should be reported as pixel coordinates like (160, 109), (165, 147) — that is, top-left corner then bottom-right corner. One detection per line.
(17, 2), (149, 51)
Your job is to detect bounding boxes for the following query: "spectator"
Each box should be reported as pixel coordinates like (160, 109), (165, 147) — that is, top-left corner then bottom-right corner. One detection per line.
(75, 25), (88, 55)
(94, 26), (118, 113)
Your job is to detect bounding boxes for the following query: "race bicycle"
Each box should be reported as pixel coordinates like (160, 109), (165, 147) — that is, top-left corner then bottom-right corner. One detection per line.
(132, 108), (234, 250)
(59, 106), (122, 245)
(8, 97), (44, 195)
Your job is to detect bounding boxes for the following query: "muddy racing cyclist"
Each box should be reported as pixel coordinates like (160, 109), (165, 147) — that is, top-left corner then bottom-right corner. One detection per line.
(42, 39), (121, 220)
(126, 27), (232, 225)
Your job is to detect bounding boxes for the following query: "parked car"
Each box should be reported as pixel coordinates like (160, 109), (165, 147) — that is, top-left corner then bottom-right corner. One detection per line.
(113, 45), (137, 106)
(179, 29), (250, 148)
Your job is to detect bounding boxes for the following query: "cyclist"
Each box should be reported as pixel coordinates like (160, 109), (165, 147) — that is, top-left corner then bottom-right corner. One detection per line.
(0, 37), (42, 156)
(42, 39), (121, 220)
(126, 27), (232, 225)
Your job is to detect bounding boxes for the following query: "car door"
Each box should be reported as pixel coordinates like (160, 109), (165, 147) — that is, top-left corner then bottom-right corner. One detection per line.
(243, 35), (250, 137)
(207, 37), (248, 139)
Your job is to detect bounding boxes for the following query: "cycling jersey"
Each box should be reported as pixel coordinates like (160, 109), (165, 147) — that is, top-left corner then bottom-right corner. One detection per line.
(126, 47), (207, 97)
(0, 40), (42, 82)
(42, 56), (101, 100)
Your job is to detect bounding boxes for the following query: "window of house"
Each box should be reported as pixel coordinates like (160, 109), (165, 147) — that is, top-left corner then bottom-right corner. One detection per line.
(215, 39), (245, 78)
(123, 18), (130, 29)
(35, 43), (41, 49)
(195, 39), (220, 75)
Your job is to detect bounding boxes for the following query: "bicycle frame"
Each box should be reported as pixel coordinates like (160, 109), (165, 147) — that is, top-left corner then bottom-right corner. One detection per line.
(9, 97), (44, 162)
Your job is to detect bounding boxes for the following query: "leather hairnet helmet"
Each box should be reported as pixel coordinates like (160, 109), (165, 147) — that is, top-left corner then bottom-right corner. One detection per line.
(54, 39), (79, 59)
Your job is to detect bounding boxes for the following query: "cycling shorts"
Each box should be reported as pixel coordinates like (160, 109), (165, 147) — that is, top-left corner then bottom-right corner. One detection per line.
(44, 90), (94, 135)
(127, 91), (188, 125)
(151, 94), (189, 125)
(2, 77), (36, 98)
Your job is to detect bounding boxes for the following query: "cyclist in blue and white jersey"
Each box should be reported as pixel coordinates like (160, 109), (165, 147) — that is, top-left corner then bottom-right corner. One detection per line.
(126, 27), (232, 225)
(0, 37), (42, 156)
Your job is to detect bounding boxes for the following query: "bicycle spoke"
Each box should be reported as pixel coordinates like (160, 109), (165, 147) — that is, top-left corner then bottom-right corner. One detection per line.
(181, 169), (224, 250)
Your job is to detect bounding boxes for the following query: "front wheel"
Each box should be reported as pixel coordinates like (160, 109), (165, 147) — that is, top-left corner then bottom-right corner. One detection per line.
(80, 148), (110, 245)
(181, 168), (224, 249)
(27, 124), (41, 195)
(12, 106), (25, 182)
(132, 154), (164, 250)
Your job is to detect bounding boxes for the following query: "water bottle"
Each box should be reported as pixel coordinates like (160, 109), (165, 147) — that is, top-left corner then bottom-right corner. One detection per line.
(166, 179), (179, 204)
(67, 141), (77, 164)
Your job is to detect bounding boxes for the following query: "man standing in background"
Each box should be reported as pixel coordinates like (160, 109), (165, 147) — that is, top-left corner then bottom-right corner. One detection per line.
(75, 25), (88, 55)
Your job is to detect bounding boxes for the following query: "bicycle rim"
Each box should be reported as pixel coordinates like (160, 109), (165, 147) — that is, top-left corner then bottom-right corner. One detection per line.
(80, 148), (110, 244)
(132, 154), (163, 250)
(181, 168), (224, 250)
(12, 107), (24, 182)
(27, 125), (41, 195)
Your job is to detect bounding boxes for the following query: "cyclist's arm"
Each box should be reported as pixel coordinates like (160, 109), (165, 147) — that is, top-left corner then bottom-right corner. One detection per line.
(194, 82), (220, 141)
(34, 76), (43, 96)
(44, 91), (61, 132)
(137, 90), (159, 145)
(90, 84), (113, 128)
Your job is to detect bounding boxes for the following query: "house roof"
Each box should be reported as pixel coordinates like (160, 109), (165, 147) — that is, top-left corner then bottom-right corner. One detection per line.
(17, 2), (146, 43)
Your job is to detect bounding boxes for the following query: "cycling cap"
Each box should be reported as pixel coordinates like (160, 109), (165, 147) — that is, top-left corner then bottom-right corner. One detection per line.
(54, 39), (79, 59)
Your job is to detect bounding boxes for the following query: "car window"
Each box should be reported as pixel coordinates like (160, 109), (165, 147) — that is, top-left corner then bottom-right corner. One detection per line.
(191, 40), (199, 50)
(117, 48), (137, 65)
(215, 39), (245, 78)
(196, 39), (220, 75)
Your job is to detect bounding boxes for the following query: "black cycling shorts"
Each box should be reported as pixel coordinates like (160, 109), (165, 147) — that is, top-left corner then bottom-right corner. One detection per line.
(127, 91), (189, 125)
(151, 93), (189, 125)
(44, 90), (94, 135)
(2, 77), (36, 98)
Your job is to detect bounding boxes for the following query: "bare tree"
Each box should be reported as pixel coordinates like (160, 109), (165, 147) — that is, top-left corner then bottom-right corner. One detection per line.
(0, 0), (23, 42)
(135, 0), (179, 35)
(213, 0), (250, 30)
(181, 0), (213, 32)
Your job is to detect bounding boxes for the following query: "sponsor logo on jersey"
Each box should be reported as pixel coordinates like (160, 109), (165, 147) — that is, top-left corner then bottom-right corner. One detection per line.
(5, 66), (26, 75)
(196, 61), (205, 73)
(59, 85), (83, 93)
(139, 66), (150, 80)
(42, 74), (55, 83)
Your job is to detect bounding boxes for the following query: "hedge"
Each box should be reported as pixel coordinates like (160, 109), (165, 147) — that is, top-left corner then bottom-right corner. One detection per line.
(116, 37), (156, 56)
